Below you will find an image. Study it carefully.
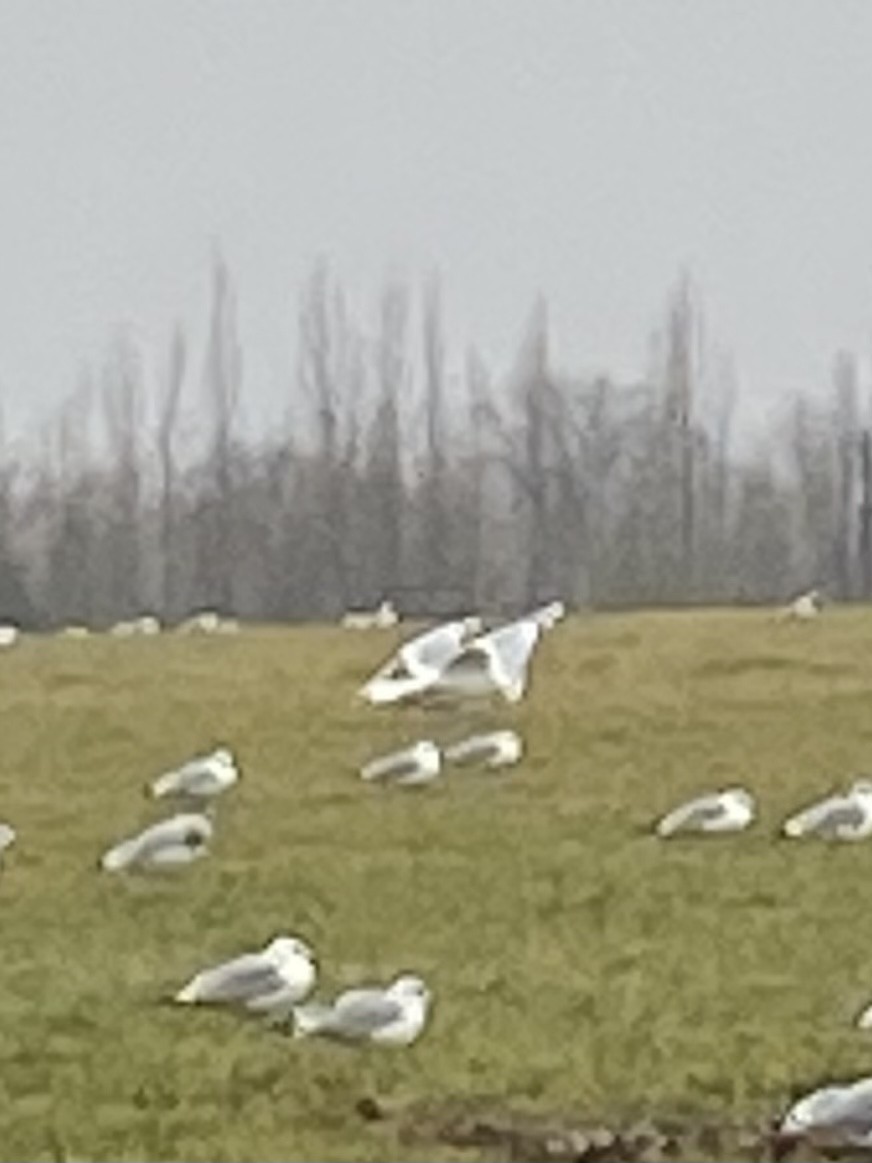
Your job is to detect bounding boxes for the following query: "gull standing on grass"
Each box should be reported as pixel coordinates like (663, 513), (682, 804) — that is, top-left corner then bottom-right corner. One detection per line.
(149, 747), (239, 800)
(99, 812), (214, 871)
(174, 936), (317, 1017)
(654, 787), (756, 838)
(781, 779), (872, 840)
(359, 741), (441, 786)
(291, 974), (432, 1046)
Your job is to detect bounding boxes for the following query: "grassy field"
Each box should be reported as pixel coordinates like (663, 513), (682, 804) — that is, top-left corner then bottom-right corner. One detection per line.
(4, 609), (872, 1161)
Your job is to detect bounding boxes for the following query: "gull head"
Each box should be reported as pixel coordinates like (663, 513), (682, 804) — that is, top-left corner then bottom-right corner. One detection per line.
(388, 974), (431, 1004)
(267, 935), (318, 996)
(724, 787), (754, 810)
(851, 778), (872, 800)
(212, 747), (235, 767)
(266, 935), (317, 968)
(181, 816), (214, 846)
(413, 741), (440, 764)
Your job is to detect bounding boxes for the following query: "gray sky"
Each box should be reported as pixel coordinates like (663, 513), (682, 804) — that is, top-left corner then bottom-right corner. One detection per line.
(2, 0), (872, 446)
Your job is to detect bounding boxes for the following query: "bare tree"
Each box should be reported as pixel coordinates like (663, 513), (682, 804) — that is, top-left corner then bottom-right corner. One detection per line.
(364, 279), (408, 603)
(832, 350), (858, 598)
(198, 249), (242, 613)
(661, 271), (698, 598)
(157, 321), (186, 618)
(101, 329), (144, 618)
(297, 260), (353, 613)
(419, 273), (449, 603)
(44, 380), (97, 625)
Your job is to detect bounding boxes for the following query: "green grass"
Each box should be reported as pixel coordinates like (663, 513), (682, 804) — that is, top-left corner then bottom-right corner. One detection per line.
(3, 609), (872, 1160)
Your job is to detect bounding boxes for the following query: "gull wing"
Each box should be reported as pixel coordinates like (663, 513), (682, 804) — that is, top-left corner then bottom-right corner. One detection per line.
(187, 954), (287, 1003)
(399, 621), (467, 678)
(656, 794), (727, 837)
(435, 620), (540, 701)
(328, 988), (404, 1037)
(361, 745), (428, 782)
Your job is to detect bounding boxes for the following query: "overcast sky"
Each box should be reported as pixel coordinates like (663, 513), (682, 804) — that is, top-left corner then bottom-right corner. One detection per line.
(2, 0), (872, 446)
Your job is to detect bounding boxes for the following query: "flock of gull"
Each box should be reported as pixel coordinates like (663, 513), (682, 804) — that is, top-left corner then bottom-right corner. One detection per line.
(653, 778), (872, 842)
(5, 591), (872, 1150)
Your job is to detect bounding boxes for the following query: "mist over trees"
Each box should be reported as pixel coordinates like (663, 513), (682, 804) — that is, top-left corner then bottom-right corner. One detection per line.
(0, 253), (869, 629)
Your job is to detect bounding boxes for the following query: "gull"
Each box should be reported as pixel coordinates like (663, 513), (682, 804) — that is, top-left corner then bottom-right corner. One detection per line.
(855, 999), (872, 1031)
(99, 812), (214, 872)
(774, 1076), (872, 1150)
(358, 616), (482, 706)
(781, 779), (872, 841)
(0, 624), (19, 648)
(174, 935), (317, 1017)
(150, 747), (239, 800)
(427, 618), (542, 704)
(655, 787), (755, 838)
(360, 740), (441, 786)
(778, 588), (823, 622)
(358, 616), (542, 707)
(291, 973), (431, 1046)
(59, 625), (90, 639)
(342, 600), (399, 630)
(443, 729), (523, 770)
(0, 821), (16, 861)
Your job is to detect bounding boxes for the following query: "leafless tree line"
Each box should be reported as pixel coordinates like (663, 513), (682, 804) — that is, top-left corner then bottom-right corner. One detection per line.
(0, 254), (869, 629)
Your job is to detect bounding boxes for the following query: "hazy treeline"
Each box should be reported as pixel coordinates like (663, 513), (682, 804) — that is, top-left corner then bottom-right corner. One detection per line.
(0, 254), (869, 629)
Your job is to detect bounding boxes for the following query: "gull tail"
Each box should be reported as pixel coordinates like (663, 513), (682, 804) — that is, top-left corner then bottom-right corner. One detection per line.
(291, 1002), (332, 1039)
(174, 976), (201, 1005)
(100, 837), (141, 871)
(151, 770), (180, 799)
(655, 812), (683, 839)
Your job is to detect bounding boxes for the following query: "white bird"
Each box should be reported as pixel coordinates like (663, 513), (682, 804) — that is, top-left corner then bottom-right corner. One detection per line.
(59, 624), (90, 638)
(358, 616), (482, 705)
(342, 600), (399, 630)
(150, 747), (239, 800)
(358, 616), (541, 707)
(526, 599), (566, 631)
(360, 740), (442, 786)
(428, 618), (542, 703)
(655, 787), (756, 838)
(776, 1076), (872, 1149)
(0, 821), (16, 859)
(778, 589), (823, 622)
(100, 812), (214, 872)
(174, 935), (317, 1016)
(0, 624), (19, 648)
(134, 614), (161, 636)
(443, 730), (523, 770)
(781, 779), (872, 841)
(292, 973), (432, 1046)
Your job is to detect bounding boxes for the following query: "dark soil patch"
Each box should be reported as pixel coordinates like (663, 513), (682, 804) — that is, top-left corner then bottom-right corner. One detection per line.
(354, 1095), (872, 1163)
